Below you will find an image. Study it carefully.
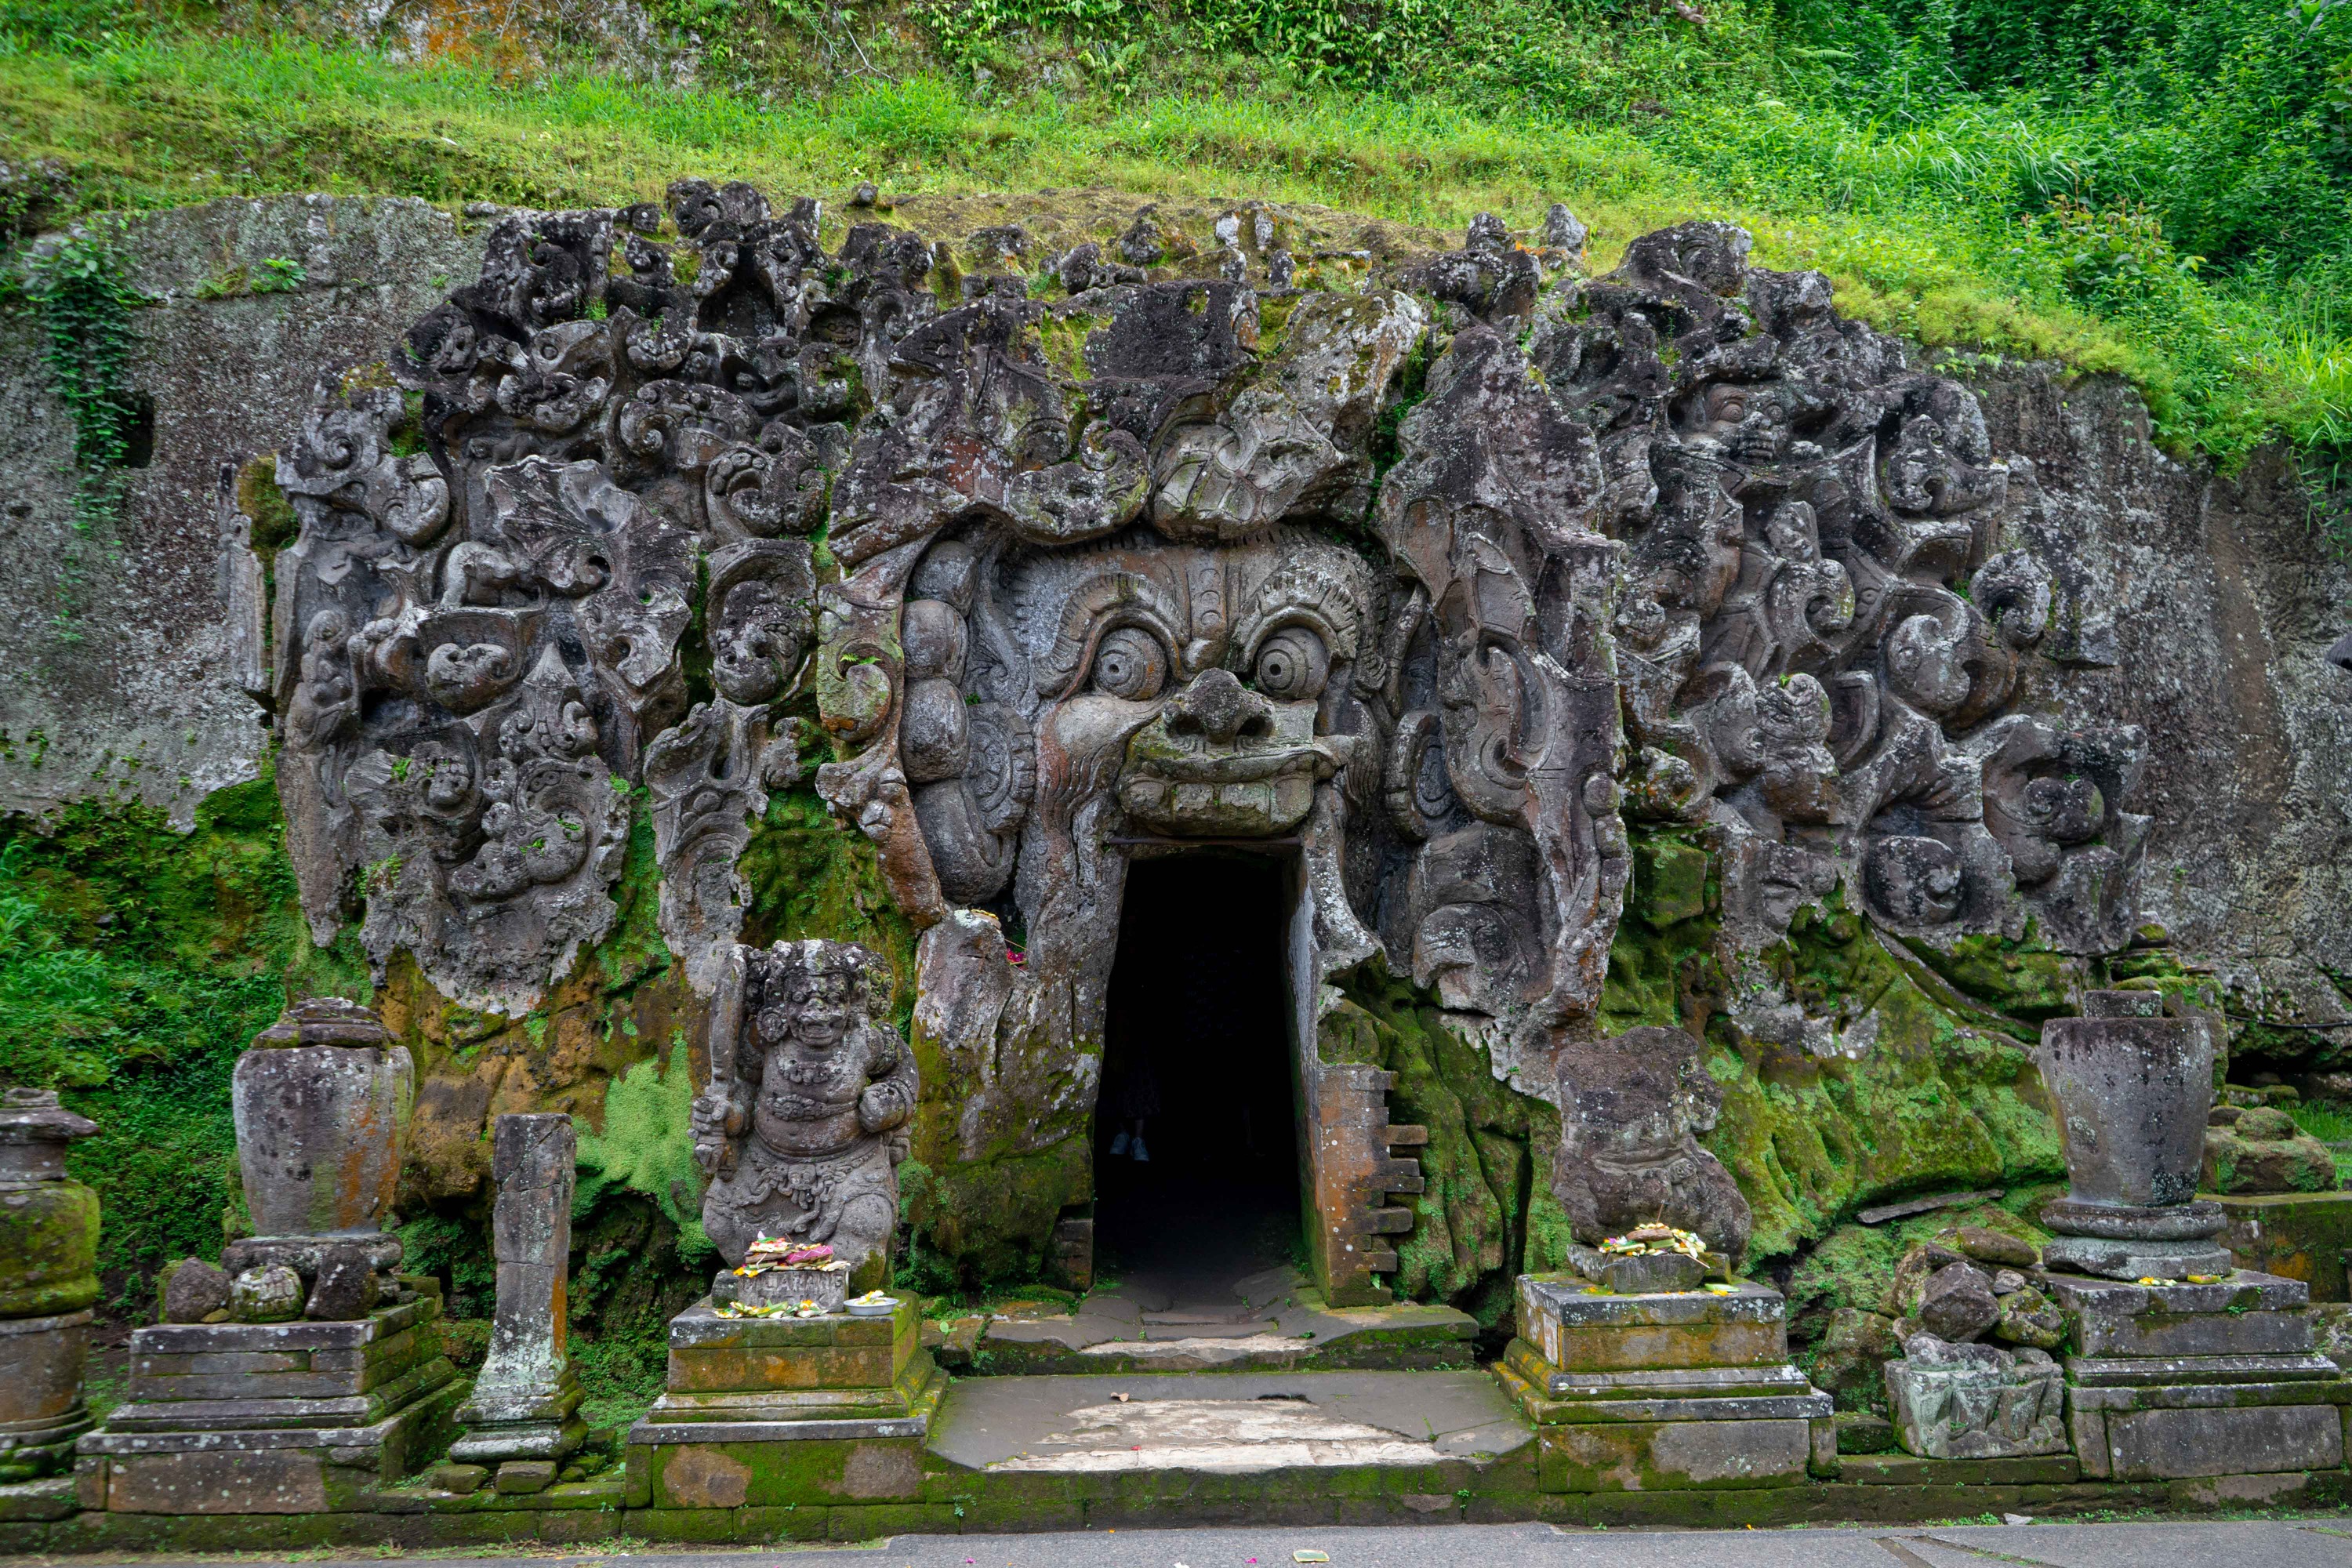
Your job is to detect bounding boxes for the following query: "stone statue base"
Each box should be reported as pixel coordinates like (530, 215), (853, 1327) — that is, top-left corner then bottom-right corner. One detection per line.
(0, 1310), (93, 1481)
(1496, 1272), (1833, 1490)
(75, 1283), (460, 1512)
(2056, 1269), (2352, 1482)
(624, 1295), (942, 1511)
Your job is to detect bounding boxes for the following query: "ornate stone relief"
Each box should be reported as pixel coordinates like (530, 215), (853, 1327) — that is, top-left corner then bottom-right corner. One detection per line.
(692, 938), (916, 1280)
(275, 187), (2146, 1276)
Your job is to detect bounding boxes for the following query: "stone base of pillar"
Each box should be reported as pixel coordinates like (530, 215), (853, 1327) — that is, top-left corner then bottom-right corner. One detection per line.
(449, 1373), (587, 1468)
(1497, 1272), (1834, 1491)
(624, 1295), (943, 1511)
(2053, 1269), (2352, 1481)
(74, 1282), (461, 1512)
(0, 1307), (95, 1481)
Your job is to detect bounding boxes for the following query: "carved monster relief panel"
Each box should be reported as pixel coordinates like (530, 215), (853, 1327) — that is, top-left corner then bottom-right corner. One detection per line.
(272, 186), (2147, 1287)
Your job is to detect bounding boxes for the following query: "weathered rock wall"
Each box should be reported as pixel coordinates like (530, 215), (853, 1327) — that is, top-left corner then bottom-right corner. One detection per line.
(0, 196), (482, 826)
(1974, 372), (2352, 1064)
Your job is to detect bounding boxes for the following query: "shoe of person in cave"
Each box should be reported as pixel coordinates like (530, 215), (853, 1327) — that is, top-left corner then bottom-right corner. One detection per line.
(1111, 1131), (1131, 1157)
(1131, 1135), (1149, 1163)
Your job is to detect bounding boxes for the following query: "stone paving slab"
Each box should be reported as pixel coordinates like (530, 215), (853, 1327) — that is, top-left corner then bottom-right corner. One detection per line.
(33, 1517), (2352, 1566)
(927, 1369), (1530, 1473)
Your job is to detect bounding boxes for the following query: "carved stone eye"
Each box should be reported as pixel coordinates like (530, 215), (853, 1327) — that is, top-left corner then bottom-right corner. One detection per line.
(1091, 626), (1168, 701)
(1253, 627), (1329, 701)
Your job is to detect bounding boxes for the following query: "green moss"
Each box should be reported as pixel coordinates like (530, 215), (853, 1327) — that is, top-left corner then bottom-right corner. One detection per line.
(1321, 957), (1569, 1308)
(0, 768), (335, 1301)
(1706, 903), (2068, 1261)
(1598, 829), (1719, 1035)
(739, 786), (916, 1024)
(575, 1029), (713, 1265)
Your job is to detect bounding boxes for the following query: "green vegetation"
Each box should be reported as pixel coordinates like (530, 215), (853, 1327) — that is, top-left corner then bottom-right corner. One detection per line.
(0, 0), (2347, 485)
(0, 774), (337, 1303)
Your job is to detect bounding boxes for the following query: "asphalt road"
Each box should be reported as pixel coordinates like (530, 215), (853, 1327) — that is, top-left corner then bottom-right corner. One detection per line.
(65, 1518), (2352, 1568)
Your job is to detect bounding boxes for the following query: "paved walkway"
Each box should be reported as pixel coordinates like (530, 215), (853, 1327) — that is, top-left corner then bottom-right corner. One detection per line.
(64, 1518), (2352, 1567)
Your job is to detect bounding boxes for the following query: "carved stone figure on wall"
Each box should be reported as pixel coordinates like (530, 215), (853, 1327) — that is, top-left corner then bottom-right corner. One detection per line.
(691, 938), (916, 1285)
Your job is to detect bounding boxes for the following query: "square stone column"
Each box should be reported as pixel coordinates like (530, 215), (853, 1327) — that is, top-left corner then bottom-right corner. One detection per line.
(450, 1114), (585, 1475)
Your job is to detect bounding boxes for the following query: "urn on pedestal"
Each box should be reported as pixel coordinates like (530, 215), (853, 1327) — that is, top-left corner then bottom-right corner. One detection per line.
(2034, 989), (2231, 1280)
(226, 996), (415, 1316)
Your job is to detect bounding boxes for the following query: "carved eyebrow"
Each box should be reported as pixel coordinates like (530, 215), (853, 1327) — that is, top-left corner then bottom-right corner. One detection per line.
(1230, 560), (1367, 666)
(1033, 569), (1186, 699)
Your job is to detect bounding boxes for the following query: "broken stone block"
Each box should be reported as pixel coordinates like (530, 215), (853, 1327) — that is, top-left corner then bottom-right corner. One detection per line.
(1885, 1242), (1965, 1316)
(1991, 1269), (2027, 1295)
(1884, 1334), (2067, 1459)
(1954, 1225), (2038, 1268)
(1915, 1261), (2000, 1343)
(303, 1252), (379, 1321)
(1991, 1286), (2067, 1350)
(228, 1265), (303, 1323)
(494, 1458), (556, 1494)
(159, 1259), (229, 1325)
(2204, 1107), (2338, 1196)
(431, 1462), (488, 1495)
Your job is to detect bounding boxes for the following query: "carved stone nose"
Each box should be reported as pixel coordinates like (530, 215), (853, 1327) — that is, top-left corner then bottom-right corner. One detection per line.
(1167, 668), (1271, 744)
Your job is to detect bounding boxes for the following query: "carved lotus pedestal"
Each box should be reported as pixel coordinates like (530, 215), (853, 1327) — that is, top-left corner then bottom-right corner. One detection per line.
(75, 1000), (461, 1513)
(2036, 990), (2233, 1280)
(622, 1297), (942, 1512)
(1495, 1273), (1832, 1492)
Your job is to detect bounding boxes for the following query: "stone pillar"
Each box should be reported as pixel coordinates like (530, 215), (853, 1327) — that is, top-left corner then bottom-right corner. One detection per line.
(2037, 989), (2232, 1279)
(449, 1114), (584, 1482)
(0, 1090), (99, 1483)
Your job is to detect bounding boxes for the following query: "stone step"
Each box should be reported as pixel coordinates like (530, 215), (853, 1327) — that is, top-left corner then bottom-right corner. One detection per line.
(976, 1286), (1475, 1374)
(925, 1368), (1529, 1475)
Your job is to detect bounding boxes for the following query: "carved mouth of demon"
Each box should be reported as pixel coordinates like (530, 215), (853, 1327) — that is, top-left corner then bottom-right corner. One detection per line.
(1115, 673), (1356, 837)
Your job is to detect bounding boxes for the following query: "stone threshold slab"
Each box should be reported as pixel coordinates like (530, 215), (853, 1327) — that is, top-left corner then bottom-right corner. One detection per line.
(927, 1368), (1530, 1475)
(2066, 1352), (2344, 1387)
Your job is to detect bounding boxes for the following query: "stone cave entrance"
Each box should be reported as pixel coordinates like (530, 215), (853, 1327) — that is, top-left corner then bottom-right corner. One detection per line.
(1094, 853), (1304, 1307)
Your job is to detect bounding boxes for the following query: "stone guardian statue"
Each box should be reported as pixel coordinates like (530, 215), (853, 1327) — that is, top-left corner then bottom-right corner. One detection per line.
(691, 939), (916, 1291)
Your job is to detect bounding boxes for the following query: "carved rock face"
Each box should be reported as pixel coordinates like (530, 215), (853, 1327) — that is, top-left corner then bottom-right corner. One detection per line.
(274, 187), (2153, 1271)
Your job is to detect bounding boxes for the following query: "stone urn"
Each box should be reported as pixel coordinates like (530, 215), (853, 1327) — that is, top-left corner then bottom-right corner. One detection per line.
(2034, 989), (2231, 1278)
(233, 998), (412, 1239)
(0, 1088), (100, 1479)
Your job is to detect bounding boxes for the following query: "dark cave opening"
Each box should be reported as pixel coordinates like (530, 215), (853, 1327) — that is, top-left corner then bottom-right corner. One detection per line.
(1094, 853), (1302, 1295)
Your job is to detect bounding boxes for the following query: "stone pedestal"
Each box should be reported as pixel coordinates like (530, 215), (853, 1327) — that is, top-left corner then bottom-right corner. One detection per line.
(625, 1296), (942, 1511)
(450, 1115), (584, 1474)
(77, 1285), (463, 1512)
(1496, 1273), (1832, 1491)
(2037, 990), (2233, 1280)
(0, 1090), (100, 1483)
(2054, 1269), (2352, 1481)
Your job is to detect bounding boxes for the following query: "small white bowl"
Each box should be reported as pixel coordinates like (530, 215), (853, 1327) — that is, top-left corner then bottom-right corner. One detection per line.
(846, 1296), (899, 1317)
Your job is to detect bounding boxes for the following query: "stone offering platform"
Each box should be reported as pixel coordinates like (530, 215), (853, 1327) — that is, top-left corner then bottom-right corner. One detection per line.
(1495, 1273), (1834, 1491)
(2052, 1269), (2352, 1482)
(73, 1284), (462, 1514)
